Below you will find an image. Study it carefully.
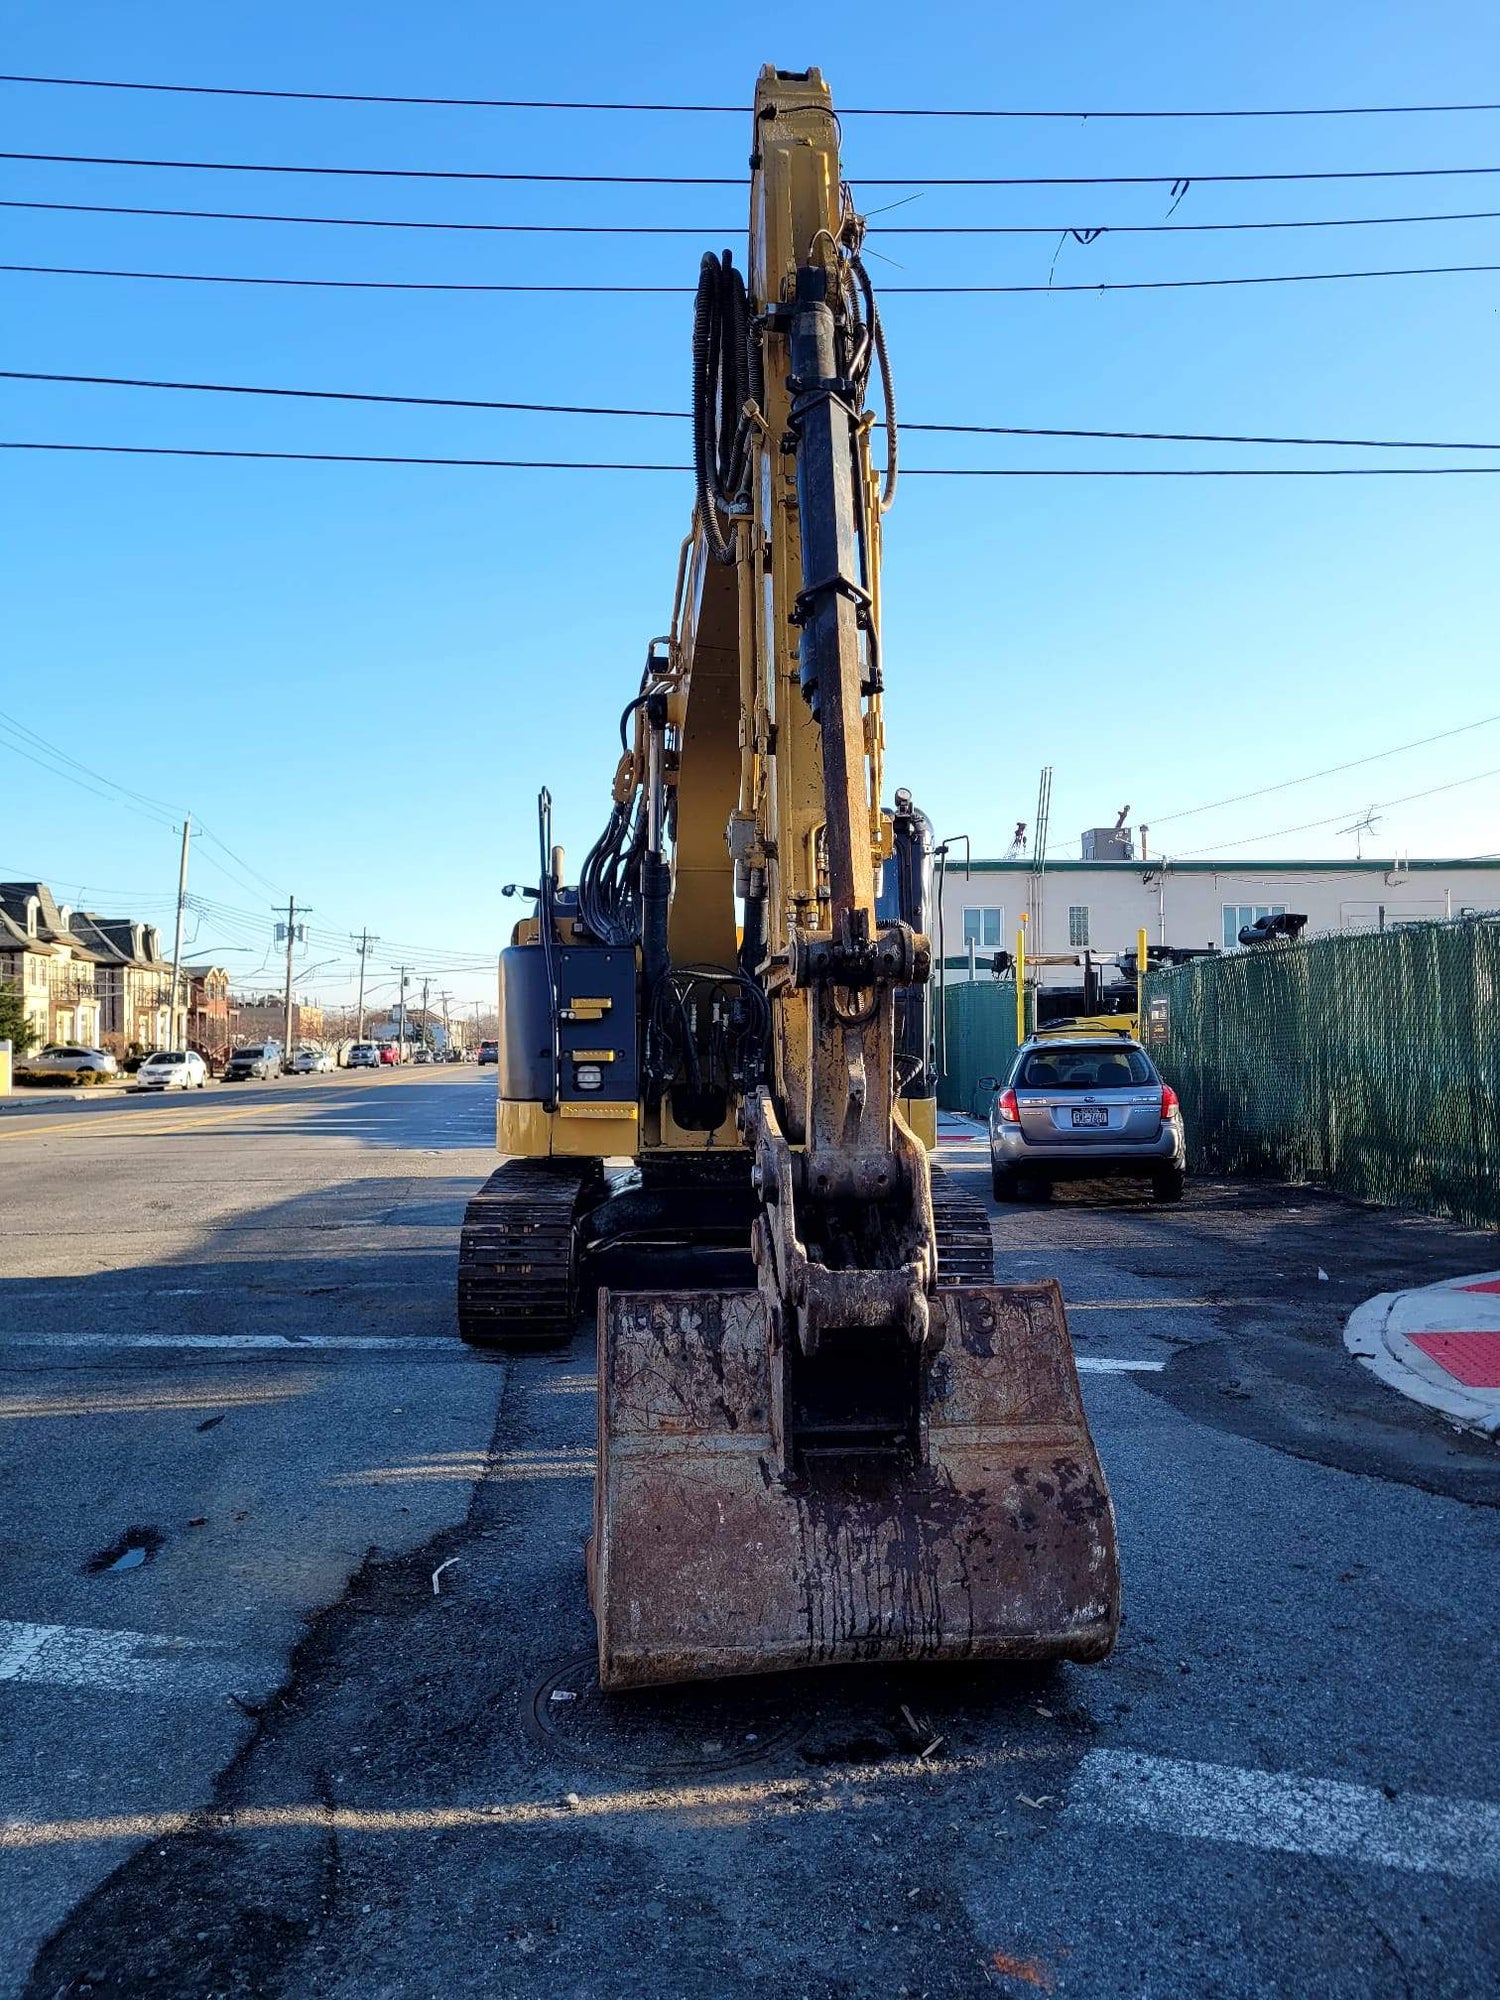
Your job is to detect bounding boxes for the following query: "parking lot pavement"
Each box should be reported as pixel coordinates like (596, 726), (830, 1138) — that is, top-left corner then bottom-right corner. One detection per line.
(0, 1068), (506, 1993)
(3, 1096), (1498, 1997)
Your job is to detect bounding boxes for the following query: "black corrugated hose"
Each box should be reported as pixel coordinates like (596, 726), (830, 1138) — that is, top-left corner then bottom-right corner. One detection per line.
(692, 249), (759, 563)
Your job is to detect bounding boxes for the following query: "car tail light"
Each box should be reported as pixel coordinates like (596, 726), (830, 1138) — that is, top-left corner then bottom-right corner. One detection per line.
(996, 1087), (1020, 1125)
(1160, 1083), (1180, 1120)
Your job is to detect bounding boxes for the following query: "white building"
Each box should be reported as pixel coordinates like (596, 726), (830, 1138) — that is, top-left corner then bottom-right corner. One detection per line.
(938, 853), (1500, 989)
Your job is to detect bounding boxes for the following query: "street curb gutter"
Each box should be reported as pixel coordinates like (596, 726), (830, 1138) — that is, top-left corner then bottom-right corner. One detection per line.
(1345, 1288), (1500, 1438)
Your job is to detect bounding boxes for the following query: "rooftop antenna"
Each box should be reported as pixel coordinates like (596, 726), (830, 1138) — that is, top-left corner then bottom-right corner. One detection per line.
(1004, 820), (1028, 861)
(1114, 803), (1131, 833)
(1032, 768), (1053, 876)
(1336, 806), (1381, 861)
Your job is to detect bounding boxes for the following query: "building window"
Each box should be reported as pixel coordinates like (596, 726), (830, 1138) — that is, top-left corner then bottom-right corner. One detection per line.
(1223, 903), (1286, 947)
(962, 906), (1005, 950)
(1068, 905), (1090, 948)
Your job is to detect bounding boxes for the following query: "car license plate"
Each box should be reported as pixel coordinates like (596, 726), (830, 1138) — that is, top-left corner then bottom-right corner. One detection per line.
(1071, 1108), (1109, 1128)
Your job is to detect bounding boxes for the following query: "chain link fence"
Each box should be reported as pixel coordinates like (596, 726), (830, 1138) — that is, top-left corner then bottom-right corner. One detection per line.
(1144, 916), (1500, 1228)
(937, 978), (1019, 1116)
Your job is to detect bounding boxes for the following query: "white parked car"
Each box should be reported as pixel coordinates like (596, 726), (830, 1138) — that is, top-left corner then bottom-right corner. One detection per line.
(346, 1042), (381, 1069)
(136, 1050), (208, 1090)
(287, 1048), (336, 1074)
(25, 1044), (119, 1075)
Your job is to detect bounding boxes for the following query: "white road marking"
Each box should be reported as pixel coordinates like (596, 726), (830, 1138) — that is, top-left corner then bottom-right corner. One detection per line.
(1070, 1749), (1500, 1883)
(1075, 1357), (1165, 1374)
(4, 1333), (463, 1353)
(0, 1619), (269, 1697)
(1067, 1300), (1218, 1311)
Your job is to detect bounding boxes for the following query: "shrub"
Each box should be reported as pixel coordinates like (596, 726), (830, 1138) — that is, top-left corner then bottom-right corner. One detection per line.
(15, 1068), (117, 1088)
(0, 980), (41, 1057)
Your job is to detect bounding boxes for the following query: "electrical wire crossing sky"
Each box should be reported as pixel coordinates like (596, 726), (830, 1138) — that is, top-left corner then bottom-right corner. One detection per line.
(3, 0), (1498, 1007)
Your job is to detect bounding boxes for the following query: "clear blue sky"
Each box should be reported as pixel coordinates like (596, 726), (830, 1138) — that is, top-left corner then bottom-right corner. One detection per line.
(3, 1), (1498, 1008)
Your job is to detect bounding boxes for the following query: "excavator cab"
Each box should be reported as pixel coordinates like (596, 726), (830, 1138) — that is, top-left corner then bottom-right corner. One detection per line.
(459, 64), (1120, 1690)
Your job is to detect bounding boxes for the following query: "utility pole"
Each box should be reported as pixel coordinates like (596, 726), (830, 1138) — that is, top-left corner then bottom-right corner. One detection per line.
(279, 897), (307, 1054)
(419, 976), (430, 1049)
(395, 966), (409, 1060)
(438, 989), (453, 1056)
(352, 929), (378, 1039)
(167, 814), (191, 1051)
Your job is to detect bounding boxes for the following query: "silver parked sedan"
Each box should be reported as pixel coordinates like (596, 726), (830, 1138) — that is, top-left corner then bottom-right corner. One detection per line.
(985, 1033), (1186, 1204)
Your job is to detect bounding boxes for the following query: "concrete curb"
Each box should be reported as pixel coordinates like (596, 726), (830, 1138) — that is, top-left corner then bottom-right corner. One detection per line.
(1344, 1274), (1500, 1438)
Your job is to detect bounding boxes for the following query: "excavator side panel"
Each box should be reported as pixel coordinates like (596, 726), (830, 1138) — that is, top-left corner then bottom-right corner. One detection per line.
(593, 1281), (1119, 1690)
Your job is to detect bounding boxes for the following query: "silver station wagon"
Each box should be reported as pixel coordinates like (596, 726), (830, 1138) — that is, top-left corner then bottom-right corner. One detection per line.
(984, 1033), (1186, 1204)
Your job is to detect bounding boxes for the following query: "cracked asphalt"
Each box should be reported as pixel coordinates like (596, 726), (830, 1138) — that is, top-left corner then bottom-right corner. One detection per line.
(1, 1070), (1496, 1998)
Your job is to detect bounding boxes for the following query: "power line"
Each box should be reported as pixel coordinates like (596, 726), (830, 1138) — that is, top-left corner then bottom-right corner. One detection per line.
(8, 441), (1500, 475)
(5, 73), (1500, 118)
(8, 258), (1500, 296)
(1174, 766), (1500, 855)
(888, 213), (1500, 238)
(10, 147), (1500, 189)
(0, 706), (288, 903)
(1151, 714), (1500, 825)
(0, 706), (180, 826)
(0, 198), (735, 236)
(8, 368), (1496, 453)
(0, 262), (690, 293)
(10, 195), (1500, 240)
(0, 150), (742, 185)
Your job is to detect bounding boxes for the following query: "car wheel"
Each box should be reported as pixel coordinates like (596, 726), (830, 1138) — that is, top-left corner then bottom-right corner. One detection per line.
(1151, 1168), (1185, 1204)
(991, 1162), (1019, 1202)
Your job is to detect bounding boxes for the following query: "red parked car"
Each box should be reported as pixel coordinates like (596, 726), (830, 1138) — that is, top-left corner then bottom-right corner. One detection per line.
(378, 1043), (400, 1066)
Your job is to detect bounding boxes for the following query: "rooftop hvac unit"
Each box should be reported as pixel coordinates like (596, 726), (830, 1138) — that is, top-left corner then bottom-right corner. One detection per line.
(1081, 826), (1134, 861)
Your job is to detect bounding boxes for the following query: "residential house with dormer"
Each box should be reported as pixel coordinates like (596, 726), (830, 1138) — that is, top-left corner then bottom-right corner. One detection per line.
(0, 882), (104, 1046)
(69, 911), (181, 1051)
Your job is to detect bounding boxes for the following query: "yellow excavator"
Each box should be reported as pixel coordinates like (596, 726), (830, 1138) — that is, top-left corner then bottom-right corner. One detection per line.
(458, 65), (1120, 1690)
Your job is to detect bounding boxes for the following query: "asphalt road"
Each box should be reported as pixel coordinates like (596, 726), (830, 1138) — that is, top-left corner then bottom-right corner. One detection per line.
(0, 1070), (1496, 1998)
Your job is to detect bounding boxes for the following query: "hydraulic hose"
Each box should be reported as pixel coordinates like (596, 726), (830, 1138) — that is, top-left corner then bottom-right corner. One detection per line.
(850, 251), (897, 512)
(692, 250), (754, 564)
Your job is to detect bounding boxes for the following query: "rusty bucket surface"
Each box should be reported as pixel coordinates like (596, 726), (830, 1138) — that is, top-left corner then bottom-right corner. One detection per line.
(592, 1281), (1120, 1691)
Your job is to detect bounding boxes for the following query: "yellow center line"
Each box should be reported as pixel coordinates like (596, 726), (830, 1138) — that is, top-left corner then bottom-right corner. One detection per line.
(0, 1093), (345, 1145)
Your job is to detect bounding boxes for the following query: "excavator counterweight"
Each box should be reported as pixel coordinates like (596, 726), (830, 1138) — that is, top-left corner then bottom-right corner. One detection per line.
(459, 63), (1121, 1689)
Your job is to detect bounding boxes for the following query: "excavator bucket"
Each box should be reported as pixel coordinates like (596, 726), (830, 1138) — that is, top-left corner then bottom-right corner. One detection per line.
(592, 1281), (1120, 1690)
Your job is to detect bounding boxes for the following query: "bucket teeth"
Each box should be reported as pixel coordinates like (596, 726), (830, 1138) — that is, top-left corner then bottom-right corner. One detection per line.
(593, 1281), (1120, 1690)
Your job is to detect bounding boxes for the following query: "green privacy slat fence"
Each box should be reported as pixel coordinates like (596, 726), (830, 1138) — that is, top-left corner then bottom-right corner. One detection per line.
(1143, 917), (1500, 1228)
(937, 978), (1019, 1116)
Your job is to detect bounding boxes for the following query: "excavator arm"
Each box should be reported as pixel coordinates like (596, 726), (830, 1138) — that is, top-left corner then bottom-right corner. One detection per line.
(463, 65), (1121, 1690)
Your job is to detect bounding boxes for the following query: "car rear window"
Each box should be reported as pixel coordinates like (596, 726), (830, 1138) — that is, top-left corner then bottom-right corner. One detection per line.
(1016, 1046), (1155, 1090)
(235, 1047), (265, 1060)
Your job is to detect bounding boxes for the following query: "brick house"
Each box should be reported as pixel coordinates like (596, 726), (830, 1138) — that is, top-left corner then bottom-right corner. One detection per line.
(0, 883), (104, 1046)
(229, 993), (321, 1047)
(185, 964), (234, 1065)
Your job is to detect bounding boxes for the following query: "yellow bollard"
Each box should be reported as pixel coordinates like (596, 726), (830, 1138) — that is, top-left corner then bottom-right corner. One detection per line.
(1136, 926), (1149, 1038)
(1015, 918), (1027, 1046)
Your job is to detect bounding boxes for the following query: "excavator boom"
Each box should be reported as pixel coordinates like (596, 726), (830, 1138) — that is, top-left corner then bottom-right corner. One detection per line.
(463, 64), (1121, 1690)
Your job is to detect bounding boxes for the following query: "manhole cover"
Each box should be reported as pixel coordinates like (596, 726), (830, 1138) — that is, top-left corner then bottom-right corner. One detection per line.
(525, 1654), (811, 1777)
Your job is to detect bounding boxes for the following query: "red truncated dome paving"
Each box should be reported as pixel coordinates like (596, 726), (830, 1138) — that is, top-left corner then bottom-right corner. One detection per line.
(1408, 1330), (1500, 1388)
